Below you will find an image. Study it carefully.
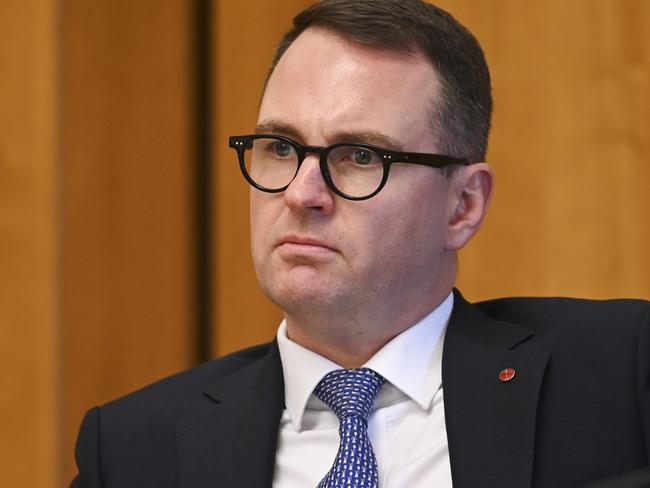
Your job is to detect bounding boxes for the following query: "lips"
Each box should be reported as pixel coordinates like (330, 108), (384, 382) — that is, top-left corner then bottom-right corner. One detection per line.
(278, 235), (336, 250)
(276, 235), (338, 257)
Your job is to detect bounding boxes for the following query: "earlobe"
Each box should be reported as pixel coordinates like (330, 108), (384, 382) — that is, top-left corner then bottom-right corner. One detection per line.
(445, 163), (495, 251)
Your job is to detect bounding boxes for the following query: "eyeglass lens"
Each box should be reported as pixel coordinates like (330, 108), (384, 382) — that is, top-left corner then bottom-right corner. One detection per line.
(243, 137), (384, 198)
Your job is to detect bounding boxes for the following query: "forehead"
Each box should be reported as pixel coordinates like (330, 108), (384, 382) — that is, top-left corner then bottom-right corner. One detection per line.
(259, 28), (441, 151)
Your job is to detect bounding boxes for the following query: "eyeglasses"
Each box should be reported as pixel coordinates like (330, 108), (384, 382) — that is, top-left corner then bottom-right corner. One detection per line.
(228, 134), (468, 200)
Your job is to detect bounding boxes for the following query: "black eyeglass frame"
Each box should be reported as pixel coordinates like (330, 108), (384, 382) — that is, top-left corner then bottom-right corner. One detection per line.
(229, 134), (469, 201)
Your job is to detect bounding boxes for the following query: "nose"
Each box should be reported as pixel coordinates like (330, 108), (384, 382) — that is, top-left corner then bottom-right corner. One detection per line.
(283, 154), (335, 214)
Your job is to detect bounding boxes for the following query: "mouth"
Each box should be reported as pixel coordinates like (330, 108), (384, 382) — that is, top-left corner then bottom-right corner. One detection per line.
(276, 235), (338, 256)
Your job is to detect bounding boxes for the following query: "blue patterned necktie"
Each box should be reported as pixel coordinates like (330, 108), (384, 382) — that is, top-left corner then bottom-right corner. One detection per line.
(313, 368), (386, 488)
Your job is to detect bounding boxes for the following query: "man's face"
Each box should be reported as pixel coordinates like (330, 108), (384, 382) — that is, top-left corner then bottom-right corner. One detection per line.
(251, 28), (458, 327)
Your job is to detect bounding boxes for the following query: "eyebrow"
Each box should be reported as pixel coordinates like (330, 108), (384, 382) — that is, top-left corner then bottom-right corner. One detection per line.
(255, 120), (405, 151)
(255, 121), (303, 141)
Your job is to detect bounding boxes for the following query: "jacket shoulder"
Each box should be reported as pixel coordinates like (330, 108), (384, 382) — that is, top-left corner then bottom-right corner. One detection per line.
(467, 295), (650, 367)
(99, 341), (275, 421)
(474, 295), (649, 336)
(72, 342), (279, 486)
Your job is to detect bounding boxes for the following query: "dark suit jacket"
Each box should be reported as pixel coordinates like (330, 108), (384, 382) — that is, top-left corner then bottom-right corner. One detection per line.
(71, 290), (650, 487)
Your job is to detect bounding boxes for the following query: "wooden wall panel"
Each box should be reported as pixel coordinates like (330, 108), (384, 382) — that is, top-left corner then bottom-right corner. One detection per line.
(61, 0), (194, 482)
(213, 0), (649, 359)
(0, 1), (59, 487)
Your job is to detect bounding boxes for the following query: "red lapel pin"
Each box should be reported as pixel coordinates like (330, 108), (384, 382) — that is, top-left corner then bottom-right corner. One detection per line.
(498, 368), (516, 382)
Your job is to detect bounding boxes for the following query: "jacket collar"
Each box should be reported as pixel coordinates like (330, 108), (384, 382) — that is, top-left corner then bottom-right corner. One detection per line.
(443, 289), (549, 488)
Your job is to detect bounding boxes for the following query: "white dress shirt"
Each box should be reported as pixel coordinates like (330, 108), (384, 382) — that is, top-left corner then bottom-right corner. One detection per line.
(273, 292), (454, 487)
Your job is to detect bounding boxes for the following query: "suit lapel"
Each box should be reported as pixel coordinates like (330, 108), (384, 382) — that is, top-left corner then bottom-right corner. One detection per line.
(443, 290), (549, 488)
(176, 342), (284, 488)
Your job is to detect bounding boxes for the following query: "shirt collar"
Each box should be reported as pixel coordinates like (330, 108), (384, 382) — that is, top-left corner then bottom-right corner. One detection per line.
(277, 292), (453, 430)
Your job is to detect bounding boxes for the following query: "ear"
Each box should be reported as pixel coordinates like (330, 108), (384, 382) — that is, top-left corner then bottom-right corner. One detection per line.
(445, 162), (495, 251)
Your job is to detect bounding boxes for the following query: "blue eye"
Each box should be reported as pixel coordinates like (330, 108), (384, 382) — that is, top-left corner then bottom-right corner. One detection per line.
(273, 142), (293, 157)
(353, 150), (373, 165)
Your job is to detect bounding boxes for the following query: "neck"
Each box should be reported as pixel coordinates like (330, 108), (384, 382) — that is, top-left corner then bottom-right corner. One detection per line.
(284, 287), (453, 368)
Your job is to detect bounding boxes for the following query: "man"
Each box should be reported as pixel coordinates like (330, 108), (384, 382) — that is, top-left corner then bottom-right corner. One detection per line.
(72, 1), (650, 487)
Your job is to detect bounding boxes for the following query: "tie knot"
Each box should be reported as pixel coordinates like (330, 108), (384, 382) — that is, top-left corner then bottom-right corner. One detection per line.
(314, 368), (385, 422)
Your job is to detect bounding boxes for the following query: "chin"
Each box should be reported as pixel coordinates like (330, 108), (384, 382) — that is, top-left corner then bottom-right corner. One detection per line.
(264, 276), (341, 315)
(257, 257), (353, 309)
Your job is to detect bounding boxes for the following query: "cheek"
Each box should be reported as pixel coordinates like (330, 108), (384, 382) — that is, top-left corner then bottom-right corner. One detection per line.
(249, 193), (273, 261)
(367, 184), (448, 258)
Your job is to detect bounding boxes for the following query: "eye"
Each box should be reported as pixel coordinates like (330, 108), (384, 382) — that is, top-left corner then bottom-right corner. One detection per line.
(352, 149), (374, 165)
(272, 141), (293, 157)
